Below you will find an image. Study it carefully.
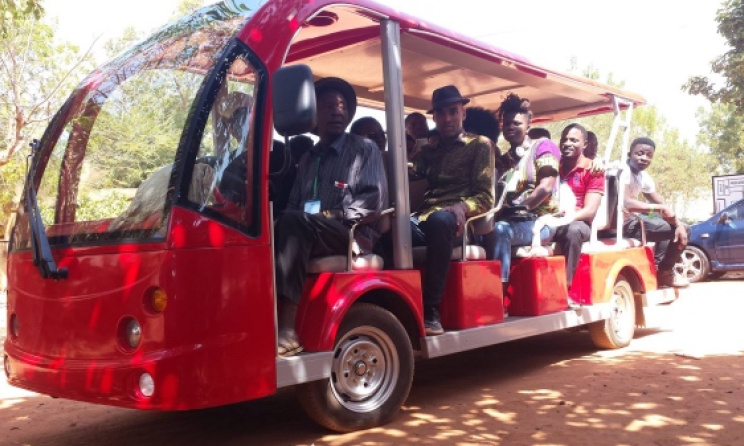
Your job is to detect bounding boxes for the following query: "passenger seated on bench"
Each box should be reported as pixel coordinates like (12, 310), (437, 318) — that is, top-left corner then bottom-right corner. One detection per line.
(527, 127), (551, 141)
(408, 85), (495, 335)
(463, 106), (500, 144)
(585, 131), (598, 159)
(405, 111), (430, 159)
(462, 106), (501, 254)
(273, 77), (388, 357)
(491, 94), (561, 290)
(289, 135), (314, 168)
(554, 123), (604, 299)
(581, 130), (608, 174)
(620, 137), (690, 289)
(350, 116), (387, 151)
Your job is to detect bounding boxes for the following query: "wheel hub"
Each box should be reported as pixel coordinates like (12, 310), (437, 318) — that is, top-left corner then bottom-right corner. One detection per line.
(330, 327), (400, 413)
(354, 360), (368, 376)
(333, 336), (386, 402)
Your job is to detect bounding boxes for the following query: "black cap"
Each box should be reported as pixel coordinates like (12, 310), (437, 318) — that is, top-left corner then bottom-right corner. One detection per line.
(427, 85), (470, 114)
(315, 77), (357, 121)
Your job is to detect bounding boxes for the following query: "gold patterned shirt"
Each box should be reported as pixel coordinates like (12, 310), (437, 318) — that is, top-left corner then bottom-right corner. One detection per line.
(410, 131), (495, 221)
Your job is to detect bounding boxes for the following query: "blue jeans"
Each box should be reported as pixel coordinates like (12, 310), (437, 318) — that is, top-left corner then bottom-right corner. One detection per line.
(492, 220), (552, 282)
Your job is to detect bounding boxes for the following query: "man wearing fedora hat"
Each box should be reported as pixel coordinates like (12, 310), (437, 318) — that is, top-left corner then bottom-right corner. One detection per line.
(273, 77), (388, 356)
(409, 85), (495, 335)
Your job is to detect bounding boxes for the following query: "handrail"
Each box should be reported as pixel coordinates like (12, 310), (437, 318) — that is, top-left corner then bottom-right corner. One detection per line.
(346, 207), (395, 271)
(459, 180), (508, 261)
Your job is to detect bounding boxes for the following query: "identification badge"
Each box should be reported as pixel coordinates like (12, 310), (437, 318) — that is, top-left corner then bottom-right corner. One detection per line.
(304, 200), (321, 214)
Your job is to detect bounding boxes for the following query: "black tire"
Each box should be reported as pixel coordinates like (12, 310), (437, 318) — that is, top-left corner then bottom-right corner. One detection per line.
(674, 246), (710, 283)
(297, 303), (414, 432)
(589, 276), (636, 349)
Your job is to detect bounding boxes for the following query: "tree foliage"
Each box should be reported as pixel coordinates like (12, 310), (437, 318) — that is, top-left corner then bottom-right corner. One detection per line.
(696, 102), (744, 173)
(0, 16), (94, 233)
(684, 0), (744, 110)
(0, 0), (43, 35)
(542, 62), (714, 216)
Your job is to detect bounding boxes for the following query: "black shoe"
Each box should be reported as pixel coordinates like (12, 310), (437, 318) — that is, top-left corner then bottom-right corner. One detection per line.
(424, 318), (444, 336)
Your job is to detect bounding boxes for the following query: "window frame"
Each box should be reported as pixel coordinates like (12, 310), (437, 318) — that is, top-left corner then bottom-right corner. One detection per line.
(173, 39), (267, 238)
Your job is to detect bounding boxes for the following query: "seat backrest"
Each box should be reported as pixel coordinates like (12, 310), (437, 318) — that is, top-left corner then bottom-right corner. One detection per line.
(470, 166), (497, 236)
(590, 168), (620, 242)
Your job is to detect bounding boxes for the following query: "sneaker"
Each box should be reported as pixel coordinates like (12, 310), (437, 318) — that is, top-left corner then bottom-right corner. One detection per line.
(424, 318), (444, 336)
(658, 270), (689, 288)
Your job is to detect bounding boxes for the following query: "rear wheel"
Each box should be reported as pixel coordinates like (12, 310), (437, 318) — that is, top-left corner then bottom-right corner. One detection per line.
(589, 276), (636, 349)
(674, 246), (709, 283)
(297, 303), (414, 432)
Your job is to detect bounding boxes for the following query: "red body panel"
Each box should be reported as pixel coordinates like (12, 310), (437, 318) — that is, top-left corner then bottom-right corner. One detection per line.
(570, 247), (657, 305)
(507, 257), (569, 316)
(5, 207), (277, 409)
(440, 261), (504, 329)
(297, 270), (423, 352)
(4, 0), (658, 415)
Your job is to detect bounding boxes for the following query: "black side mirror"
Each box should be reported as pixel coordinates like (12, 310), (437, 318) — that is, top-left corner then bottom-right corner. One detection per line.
(272, 64), (316, 137)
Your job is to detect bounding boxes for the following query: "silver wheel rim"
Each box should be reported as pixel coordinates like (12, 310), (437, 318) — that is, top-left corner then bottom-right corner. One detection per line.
(675, 249), (703, 281)
(330, 326), (399, 413)
(612, 283), (634, 343)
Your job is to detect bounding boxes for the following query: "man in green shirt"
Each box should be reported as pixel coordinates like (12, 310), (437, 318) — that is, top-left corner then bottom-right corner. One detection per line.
(409, 85), (495, 334)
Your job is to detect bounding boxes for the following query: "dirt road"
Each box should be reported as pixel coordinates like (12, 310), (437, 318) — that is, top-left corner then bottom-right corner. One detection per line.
(2, 277), (743, 446)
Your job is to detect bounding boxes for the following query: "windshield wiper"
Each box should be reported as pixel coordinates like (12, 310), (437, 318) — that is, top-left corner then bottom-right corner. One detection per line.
(25, 139), (67, 280)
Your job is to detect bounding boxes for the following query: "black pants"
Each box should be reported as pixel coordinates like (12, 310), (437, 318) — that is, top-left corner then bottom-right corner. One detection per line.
(552, 221), (591, 287)
(374, 210), (462, 321)
(623, 215), (687, 272)
(274, 210), (349, 304)
(411, 211), (462, 321)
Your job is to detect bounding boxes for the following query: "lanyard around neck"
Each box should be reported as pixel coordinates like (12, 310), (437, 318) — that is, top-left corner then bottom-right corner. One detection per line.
(312, 153), (322, 200)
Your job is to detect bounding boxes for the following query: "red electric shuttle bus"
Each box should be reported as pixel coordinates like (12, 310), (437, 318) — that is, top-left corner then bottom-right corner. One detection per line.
(4, 0), (677, 432)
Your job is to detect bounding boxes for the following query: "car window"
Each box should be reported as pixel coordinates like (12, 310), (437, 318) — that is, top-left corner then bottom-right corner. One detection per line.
(728, 201), (744, 221)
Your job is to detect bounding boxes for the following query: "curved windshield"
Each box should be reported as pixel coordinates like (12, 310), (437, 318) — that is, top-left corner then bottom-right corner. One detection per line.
(12, 1), (266, 249)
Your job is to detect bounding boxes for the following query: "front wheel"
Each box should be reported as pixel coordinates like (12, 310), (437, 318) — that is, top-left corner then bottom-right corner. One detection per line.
(589, 276), (636, 349)
(674, 246), (710, 283)
(297, 303), (414, 432)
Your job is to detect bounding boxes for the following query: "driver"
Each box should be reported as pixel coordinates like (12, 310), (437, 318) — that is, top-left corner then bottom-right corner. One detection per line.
(273, 77), (388, 357)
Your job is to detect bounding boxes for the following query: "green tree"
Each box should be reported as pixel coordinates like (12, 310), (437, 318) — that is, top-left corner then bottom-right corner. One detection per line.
(0, 17), (93, 234)
(0, 0), (43, 35)
(684, 0), (744, 179)
(547, 61), (714, 215)
(695, 102), (744, 173)
(174, 0), (205, 18)
(684, 0), (744, 110)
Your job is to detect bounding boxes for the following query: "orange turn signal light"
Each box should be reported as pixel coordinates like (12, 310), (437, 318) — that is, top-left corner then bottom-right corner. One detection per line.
(149, 288), (168, 313)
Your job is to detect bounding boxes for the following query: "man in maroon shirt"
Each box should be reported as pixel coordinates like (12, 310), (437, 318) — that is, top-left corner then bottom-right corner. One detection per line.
(555, 123), (604, 295)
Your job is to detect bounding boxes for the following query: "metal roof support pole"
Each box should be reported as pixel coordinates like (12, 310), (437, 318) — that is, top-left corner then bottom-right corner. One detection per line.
(604, 95), (634, 245)
(381, 19), (413, 269)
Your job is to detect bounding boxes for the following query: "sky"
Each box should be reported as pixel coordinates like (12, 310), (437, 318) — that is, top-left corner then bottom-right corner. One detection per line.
(45, 0), (728, 144)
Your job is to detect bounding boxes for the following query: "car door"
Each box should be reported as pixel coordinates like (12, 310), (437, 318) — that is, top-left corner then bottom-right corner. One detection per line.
(712, 200), (744, 267)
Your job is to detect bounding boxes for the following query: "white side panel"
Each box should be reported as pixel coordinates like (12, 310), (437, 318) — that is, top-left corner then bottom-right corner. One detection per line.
(276, 352), (334, 388)
(422, 305), (613, 359)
